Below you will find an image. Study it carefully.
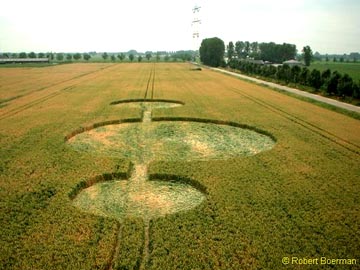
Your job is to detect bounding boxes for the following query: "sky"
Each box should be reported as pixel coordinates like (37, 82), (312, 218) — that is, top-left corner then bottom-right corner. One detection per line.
(0, 0), (359, 54)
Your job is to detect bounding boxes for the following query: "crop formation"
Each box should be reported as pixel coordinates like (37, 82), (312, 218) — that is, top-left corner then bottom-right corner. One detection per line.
(0, 62), (359, 270)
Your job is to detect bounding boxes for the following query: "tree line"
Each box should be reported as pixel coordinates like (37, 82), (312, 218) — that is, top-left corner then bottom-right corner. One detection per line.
(227, 41), (297, 63)
(314, 52), (360, 63)
(1, 52), (91, 61)
(1, 51), (194, 63)
(200, 38), (300, 67)
(200, 37), (359, 100)
(228, 59), (360, 99)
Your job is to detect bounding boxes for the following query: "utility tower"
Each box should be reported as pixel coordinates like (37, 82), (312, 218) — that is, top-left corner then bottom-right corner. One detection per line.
(192, 4), (201, 56)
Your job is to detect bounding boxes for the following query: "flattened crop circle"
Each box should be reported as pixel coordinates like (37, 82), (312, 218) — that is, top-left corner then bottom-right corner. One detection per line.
(67, 117), (276, 221)
(72, 178), (206, 221)
(110, 99), (184, 109)
(67, 119), (276, 162)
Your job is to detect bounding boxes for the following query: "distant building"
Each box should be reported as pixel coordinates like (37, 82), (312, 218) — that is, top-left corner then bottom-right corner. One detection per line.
(0, 58), (49, 64)
(282, 59), (304, 67)
(247, 59), (265, 65)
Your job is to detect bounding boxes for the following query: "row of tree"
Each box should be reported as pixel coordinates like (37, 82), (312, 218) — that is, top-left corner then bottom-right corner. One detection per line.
(199, 37), (359, 99)
(100, 52), (192, 62)
(227, 41), (297, 63)
(228, 59), (360, 99)
(1, 51), (194, 62)
(199, 37), (306, 67)
(1, 52), (91, 61)
(53, 53), (92, 61)
(314, 52), (360, 62)
(199, 38), (303, 67)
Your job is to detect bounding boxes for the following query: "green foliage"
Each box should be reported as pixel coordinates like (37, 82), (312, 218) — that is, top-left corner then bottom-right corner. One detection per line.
(28, 52), (36, 58)
(309, 69), (322, 89)
(244, 41), (250, 56)
(235, 41), (244, 58)
(172, 51), (192, 62)
(83, 53), (91, 61)
(302, 46), (313, 66)
(146, 53), (152, 61)
(258, 42), (296, 63)
(311, 61), (360, 81)
(56, 53), (64, 61)
(19, 52), (27, 58)
(338, 73), (353, 96)
(102, 52), (108, 60)
(129, 54), (134, 62)
(299, 67), (310, 85)
(321, 69), (331, 83)
(228, 59), (360, 99)
(73, 53), (82, 60)
(353, 81), (360, 98)
(327, 71), (341, 95)
(200, 37), (225, 67)
(117, 53), (125, 61)
(47, 52), (54, 60)
(250, 42), (260, 59)
(290, 65), (301, 83)
(227, 41), (235, 61)
(276, 64), (291, 82)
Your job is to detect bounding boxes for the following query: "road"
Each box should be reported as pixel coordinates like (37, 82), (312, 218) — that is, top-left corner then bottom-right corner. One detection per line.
(212, 68), (360, 114)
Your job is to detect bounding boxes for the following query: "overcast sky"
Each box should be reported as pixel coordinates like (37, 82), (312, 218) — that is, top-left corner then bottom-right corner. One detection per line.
(0, 0), (359, 54)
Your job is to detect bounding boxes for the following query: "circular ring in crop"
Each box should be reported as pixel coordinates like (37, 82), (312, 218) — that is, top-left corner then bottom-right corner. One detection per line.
(71, 173), (206, 221)
(66, 118), (276, 162)
(110, 99), (184, 109)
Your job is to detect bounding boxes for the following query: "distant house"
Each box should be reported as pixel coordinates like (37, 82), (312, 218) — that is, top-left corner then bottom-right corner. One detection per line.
(282, 59), (304, 67)
(0, 58), (49, 64)
(247, 59), (265, 65)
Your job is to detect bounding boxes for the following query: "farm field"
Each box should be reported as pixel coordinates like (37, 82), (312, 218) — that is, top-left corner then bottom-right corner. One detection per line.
(311, 61), (360, 81)
(0, 62), (359, 269)
(0, 63), (112, 107)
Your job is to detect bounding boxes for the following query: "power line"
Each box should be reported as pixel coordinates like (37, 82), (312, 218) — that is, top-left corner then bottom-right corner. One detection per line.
(192, 5), (201, 51)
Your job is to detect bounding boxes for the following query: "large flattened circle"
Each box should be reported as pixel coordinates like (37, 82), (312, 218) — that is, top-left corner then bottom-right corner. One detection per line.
(67, 121), (275, 162)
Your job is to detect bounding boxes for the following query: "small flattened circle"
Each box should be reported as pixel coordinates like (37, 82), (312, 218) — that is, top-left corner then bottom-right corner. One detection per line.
(110, 99), (184, 109)
(73, 179), (206, 221)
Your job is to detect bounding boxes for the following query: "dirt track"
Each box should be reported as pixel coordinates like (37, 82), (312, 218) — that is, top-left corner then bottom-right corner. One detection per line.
(212, 68), (360, 114)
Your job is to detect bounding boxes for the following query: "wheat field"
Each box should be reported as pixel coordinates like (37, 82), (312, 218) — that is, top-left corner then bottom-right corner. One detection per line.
(1, 63), (359, 269)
